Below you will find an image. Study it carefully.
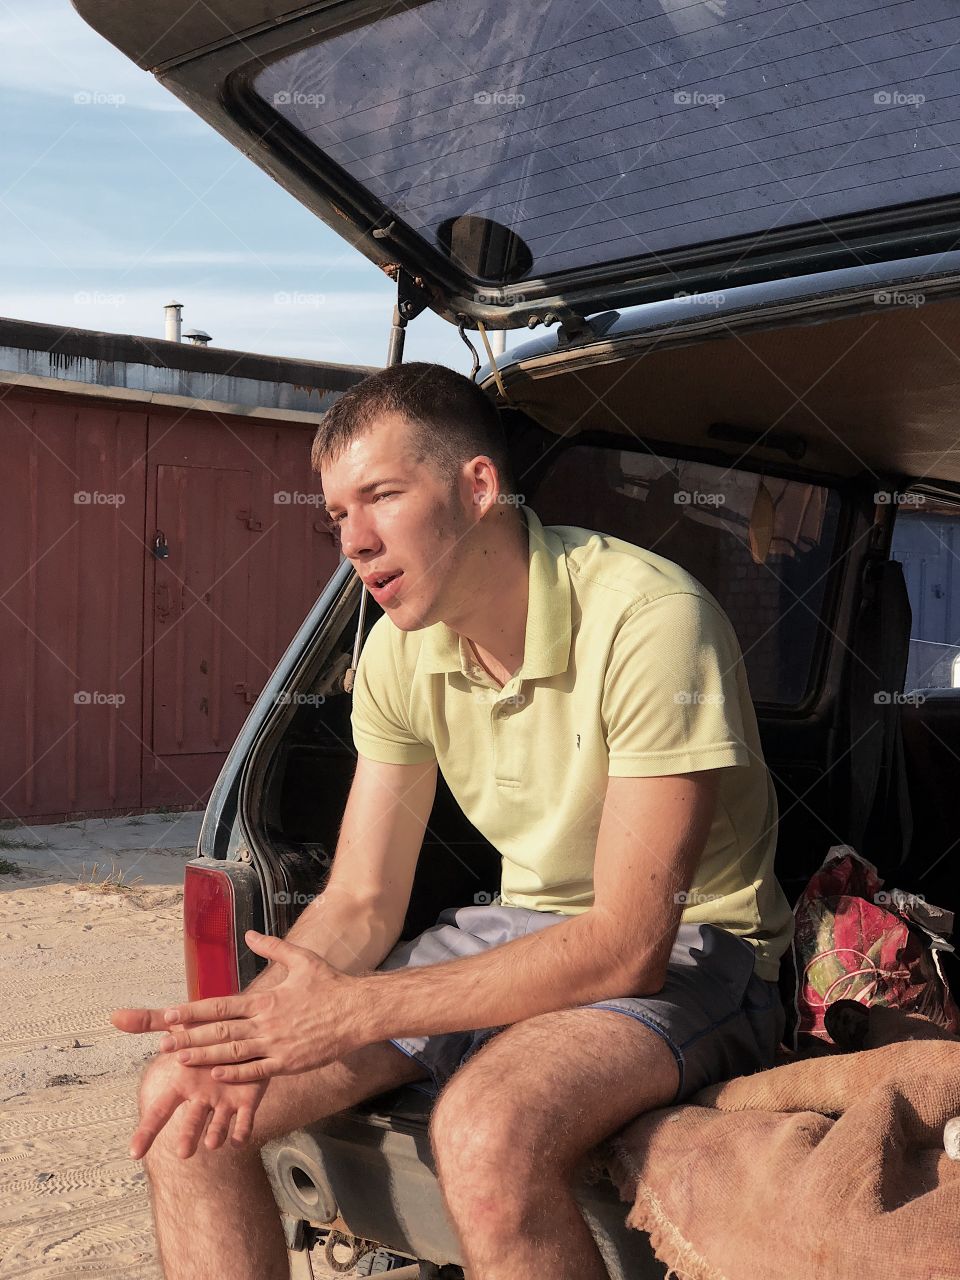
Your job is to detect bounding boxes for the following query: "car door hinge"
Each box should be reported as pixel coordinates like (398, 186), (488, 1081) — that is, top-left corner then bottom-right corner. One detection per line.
(396, 265), (429, 322)
(547, 308), (621, 346)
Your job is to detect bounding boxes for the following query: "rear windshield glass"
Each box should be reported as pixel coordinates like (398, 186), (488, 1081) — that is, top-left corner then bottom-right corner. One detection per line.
(532, 447), (841, 707)
(253, 0), (960, 282)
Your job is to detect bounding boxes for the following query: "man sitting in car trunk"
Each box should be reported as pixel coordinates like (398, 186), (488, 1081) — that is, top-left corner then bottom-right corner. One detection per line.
(116, 361), (794, 1280)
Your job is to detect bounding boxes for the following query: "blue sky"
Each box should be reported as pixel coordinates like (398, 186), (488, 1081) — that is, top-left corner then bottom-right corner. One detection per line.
(0, 0), (480, 370)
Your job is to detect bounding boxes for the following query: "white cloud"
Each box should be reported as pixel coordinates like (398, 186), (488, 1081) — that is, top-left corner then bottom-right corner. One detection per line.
(0, 244), (366, 270)
(0, 1), (516, 375)
(0, 1), (185, 111)
(135, 249), (363, 269)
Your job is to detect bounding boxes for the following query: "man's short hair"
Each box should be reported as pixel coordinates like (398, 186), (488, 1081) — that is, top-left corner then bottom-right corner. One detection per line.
(311, 361), (515, 492)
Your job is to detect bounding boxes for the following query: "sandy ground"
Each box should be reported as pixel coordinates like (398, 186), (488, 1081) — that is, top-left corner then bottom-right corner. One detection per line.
(0, 813), (342, 1280)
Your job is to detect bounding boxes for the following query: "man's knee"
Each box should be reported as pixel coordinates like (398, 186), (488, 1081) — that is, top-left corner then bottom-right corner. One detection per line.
(140, 1040), (426, 1167)
(137, 1054), (208, 1165)
(137, 1054), (260, 1172)
(138, 1051), (177, 1120)
(138, 1055), (185, 1172)
(430, 1070), (549, 1230)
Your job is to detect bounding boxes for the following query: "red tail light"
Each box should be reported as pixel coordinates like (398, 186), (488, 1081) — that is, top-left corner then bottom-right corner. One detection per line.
(184, 863), (240, 999)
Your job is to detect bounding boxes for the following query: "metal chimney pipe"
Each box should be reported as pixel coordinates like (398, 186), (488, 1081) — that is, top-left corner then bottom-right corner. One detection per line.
(489, 329), (507, 357)
(164, 301), (183, 343)
(182, 329), (212, 347)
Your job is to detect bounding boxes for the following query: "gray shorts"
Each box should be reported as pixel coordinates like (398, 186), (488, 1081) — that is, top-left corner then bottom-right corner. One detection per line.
(376, 901), (785, 1103)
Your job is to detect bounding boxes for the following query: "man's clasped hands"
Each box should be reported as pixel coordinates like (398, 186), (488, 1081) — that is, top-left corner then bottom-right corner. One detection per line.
(111, 930), (363, 1161)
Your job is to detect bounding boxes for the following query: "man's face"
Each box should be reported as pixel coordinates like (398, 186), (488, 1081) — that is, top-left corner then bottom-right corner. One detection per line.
(320, 413), (478, 631)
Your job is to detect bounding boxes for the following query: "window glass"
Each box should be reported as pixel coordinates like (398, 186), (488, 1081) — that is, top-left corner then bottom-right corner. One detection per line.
(254, 0), (960, 281)
(533, 447), (841, 705)
(891, 497), (960, 693)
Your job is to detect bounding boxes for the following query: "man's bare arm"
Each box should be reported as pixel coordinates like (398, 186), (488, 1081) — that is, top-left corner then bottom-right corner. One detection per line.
(350, 770), (718, 1042)
(144, 771), (719, 1083)
(266, 753), (437, 976)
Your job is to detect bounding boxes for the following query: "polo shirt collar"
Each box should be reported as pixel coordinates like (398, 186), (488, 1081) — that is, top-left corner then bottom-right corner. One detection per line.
(420, 505), (572, 680)
(520, 506), (572, 679)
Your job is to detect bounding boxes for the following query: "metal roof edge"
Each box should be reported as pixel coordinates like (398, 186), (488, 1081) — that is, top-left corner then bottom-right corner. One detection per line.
(0, 368), (329, 426)
(0, 315), (375, 388)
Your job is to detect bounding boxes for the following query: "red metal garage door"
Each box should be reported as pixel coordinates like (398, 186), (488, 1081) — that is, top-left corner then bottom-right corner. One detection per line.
(0, 392), (147, 820)
(152, 464), (255, 758)
(140, 409), (336, 811)
(1, 389), (339, 821)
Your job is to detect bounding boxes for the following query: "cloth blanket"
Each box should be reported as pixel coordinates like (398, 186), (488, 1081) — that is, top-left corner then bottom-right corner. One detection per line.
(606, 1036), (960, 1280)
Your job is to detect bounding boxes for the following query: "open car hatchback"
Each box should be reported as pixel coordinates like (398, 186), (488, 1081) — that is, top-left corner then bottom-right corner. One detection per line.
(73, 2), (960, 1275)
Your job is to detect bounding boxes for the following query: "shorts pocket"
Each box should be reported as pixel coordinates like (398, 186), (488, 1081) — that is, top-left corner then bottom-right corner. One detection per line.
(744, 980), (786, 1063)
(695, 925), (757, 1012)
(743, 976), (780, 1014)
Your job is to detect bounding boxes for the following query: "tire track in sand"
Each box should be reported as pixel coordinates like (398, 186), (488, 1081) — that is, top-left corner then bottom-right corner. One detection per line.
(0, 873), (185, 1279)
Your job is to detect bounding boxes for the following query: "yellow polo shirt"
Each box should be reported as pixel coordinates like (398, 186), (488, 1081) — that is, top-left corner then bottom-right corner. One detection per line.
(351, 506), (793, 979)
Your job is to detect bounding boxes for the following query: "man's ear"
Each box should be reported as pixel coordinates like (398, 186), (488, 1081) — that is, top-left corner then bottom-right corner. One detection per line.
(462, 454), (500, 519)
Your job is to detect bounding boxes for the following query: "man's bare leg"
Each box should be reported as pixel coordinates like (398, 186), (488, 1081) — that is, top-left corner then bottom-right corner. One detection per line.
(429, 1008), (681, 1280)
(140, 1040), (428, 1280)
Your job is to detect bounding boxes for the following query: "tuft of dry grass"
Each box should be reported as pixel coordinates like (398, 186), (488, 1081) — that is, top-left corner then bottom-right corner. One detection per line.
(0, 857), (22, 876)
(74, 862), (144, 895)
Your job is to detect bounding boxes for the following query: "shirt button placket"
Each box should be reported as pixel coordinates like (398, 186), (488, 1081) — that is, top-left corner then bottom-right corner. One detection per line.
(492, 681), (523, 785)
